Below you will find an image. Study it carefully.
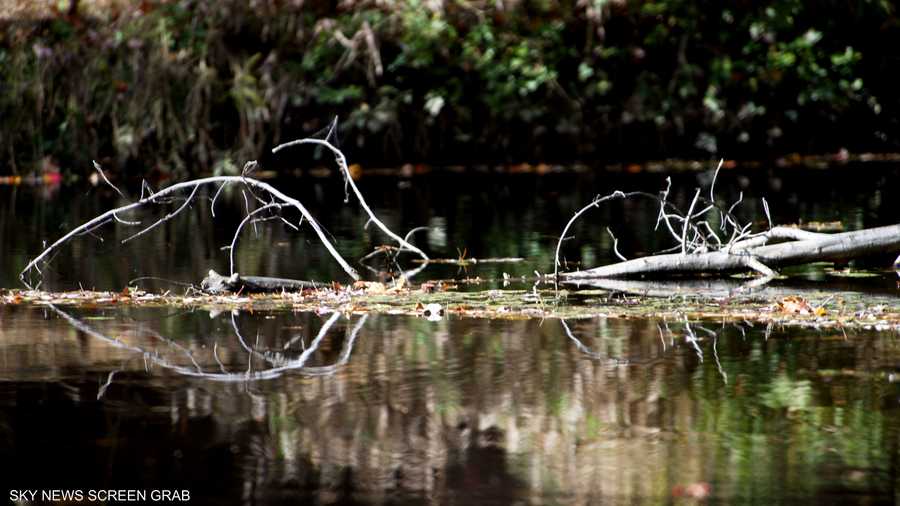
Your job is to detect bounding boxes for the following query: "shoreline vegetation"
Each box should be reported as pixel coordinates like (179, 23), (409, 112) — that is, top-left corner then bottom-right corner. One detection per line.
(2, 0), (898, 177)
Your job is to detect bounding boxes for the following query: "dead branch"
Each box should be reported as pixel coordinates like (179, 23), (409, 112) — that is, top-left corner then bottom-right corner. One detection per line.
(228, 202), (285, 275)
(555, 160), (900, 280)
(564, 223), (900, 280)
(272, 120), (429, 263)
(21, 124), (424, 289)
(560, 277), (900, 314)
(19, 174), (358, 288)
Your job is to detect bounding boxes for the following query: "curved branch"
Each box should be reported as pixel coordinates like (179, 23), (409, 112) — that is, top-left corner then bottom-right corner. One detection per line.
(272, 135), (428, 262)
(229, 203), (284, 275)
(20, 175), (360, 287)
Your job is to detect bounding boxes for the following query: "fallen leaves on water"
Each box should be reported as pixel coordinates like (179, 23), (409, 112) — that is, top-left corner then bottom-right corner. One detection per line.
(412, 256), (525, 265)
(5, 286), (900, 330)
(353, 279), (408, 294)
(774, 296), (826, 316)
(855, 305), (887, 320)
(353, 281), (387, 293)
(420, 280), (458, 293)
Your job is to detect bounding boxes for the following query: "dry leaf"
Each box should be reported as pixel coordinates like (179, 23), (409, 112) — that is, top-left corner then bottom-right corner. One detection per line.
(776, 296), (814, 315)
(352, 281), (386, 293)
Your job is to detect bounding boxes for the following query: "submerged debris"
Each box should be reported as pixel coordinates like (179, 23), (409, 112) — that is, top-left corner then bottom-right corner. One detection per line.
(772, 296), (826, 316)
(3, 282), (899, 331)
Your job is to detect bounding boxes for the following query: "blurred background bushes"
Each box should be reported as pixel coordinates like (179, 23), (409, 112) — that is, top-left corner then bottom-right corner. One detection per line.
(1, 0), (898, 176)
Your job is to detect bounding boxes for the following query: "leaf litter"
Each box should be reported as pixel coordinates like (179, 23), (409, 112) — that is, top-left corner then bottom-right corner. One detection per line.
(3, 278), (900, 331)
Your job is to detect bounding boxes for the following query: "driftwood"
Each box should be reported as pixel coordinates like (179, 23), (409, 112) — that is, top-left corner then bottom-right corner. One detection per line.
(564, 224), (900, 279)
(200, 269), (320, 294)
(556, 160), (900, 280)
(19, 119), (427, 289)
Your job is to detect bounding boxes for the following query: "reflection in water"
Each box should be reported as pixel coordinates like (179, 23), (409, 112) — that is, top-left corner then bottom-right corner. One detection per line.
(47, 304), (369, 382)
(2, 304), (899, 503)
(2, 168), (899, 291)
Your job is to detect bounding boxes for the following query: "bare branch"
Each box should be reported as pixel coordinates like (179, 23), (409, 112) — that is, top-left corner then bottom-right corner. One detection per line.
(563, 224), (900, 280)
(272, 133), (428, 262)
(229, 203), (285, 275)
(93, 160), (127, 200)
(709, 158), (723, 204)
(741, 256), (778, 278)
(730, 226), (828, 251)
(210, 181), (228, 218)
(20, 174), (361, 287)
(681, 188), (701, 254)
(121, 185), (200, 244)
(606, 227), (627, 262)
(554, 191), (626, 278)
(140, 180), (156, 200)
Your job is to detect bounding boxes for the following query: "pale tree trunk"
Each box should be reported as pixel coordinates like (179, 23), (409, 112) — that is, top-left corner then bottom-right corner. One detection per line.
(563, 224), (900, 279)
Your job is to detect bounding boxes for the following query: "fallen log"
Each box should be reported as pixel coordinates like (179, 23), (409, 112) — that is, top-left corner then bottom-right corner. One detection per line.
(563, 223), (900, 279)
(555, 160), (899, 281)
(200, 270), (320, 294)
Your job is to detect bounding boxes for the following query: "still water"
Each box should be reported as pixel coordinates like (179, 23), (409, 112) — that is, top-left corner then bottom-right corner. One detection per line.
(2, 165), (898, 290)
(2, 165), (900, 504)
(2, 304), (899, 504)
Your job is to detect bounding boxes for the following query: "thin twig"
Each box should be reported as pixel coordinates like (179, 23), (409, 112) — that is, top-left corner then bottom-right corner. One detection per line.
(554, 191), (626, 278)
(20, 174), (361, 286)
(229, 203), (284, 275)
(93, 160), (127, 200)
(210, 181), (228, 218)
(121, 185), (200, 244)
(681, 188), (701, 255)
(606, 227), (627, 262)
(272, 120), (428, 262)
(709, 159), (723, 203)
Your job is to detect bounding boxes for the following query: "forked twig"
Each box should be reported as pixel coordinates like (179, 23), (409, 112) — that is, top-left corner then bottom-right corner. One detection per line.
(22, 123), (416, 287)
(272, 118), (428, 263)
(19, 174), (359, 287)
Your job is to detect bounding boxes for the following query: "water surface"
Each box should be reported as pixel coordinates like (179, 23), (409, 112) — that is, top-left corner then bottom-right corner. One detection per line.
(2, 165), (898, 290)
(2, 164), (900, 504)
(2, 304), (899, 504)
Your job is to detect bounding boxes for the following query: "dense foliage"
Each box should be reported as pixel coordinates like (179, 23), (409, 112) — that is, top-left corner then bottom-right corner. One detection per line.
(1, 0), (898, 175)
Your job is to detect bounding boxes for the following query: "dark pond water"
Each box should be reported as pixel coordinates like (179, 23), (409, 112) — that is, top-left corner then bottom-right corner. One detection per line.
(3, 304), (900, 504)
(2, 164), (900, 504)
(2, 164), (899, 290)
